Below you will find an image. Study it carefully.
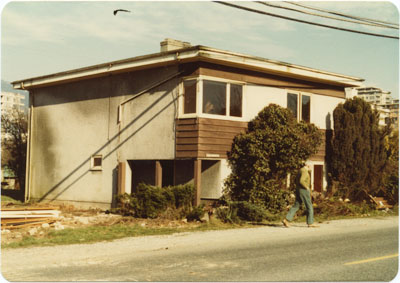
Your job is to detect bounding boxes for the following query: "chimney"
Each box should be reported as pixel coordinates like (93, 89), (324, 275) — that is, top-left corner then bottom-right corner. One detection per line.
(160, 38), (191, 52)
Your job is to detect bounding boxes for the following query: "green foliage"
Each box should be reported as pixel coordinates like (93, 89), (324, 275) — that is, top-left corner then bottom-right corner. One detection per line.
(382, 130), (399, 204)
(186, 205), (205, 222)
(329, 97), (390, 200)
(1, 111), (28, 190)
(216, 206), (241, 224)
(225, 104), (322, 213)
(231, 201), (267, 222)
(113, 183), (194, 219)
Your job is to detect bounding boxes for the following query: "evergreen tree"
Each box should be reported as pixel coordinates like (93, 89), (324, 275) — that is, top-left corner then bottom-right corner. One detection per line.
(329, 97), (389, 200)
(225, 104), (322, 213)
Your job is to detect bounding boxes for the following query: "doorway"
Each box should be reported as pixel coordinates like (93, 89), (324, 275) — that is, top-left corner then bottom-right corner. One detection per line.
(313, 164), (323, 192)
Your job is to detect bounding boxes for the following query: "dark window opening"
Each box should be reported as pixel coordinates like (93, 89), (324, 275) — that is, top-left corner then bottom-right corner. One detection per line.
(203, 80), (226, 115)
(184, 80), (196, 114)
(301, 95), (311, 122)
(287, 93), (298, 118)
(230, 84), (243, 117)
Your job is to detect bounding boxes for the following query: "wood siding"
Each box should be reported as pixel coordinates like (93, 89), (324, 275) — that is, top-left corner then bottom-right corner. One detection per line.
(180, 62), (346, 98)
(176, 118), (248, 158)
(177, 117), (328, 161)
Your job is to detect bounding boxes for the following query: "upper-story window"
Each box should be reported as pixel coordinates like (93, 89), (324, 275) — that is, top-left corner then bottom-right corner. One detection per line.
(183, 80), (197, 114)
(287, 92), (311, 123)
(182, 77), (243, 119)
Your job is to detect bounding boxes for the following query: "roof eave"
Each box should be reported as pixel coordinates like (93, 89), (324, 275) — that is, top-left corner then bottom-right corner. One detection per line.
(12, 45), (364, 90)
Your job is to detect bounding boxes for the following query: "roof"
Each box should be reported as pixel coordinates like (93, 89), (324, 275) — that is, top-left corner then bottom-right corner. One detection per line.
(12, 45), (364, 90)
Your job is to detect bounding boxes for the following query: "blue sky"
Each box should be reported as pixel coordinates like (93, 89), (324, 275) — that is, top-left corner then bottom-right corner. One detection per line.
(1, 1), (399, 98)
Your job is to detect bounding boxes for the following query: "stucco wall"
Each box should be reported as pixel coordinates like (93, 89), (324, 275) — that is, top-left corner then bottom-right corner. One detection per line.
(29, 66), (179, 207)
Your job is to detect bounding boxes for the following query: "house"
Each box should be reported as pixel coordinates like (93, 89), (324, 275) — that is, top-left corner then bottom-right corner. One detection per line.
(12, 39), (364, 209)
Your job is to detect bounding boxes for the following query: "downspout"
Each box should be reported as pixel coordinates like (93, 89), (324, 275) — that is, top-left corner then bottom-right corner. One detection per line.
(24, 90), (33, 202)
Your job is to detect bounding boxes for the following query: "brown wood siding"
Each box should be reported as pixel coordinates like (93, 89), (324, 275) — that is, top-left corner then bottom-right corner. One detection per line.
(180, 62), (345, 98)
(176, 118), (248, 159)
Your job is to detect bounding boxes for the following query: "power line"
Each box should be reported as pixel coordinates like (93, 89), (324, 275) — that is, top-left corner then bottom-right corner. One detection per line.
(256, 1), (398, 30)
(285, 1), (399, 27)
(213, 1), (399, 40)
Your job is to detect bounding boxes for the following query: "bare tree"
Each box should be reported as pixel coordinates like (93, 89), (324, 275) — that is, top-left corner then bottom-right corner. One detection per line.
(1, 110), (28, 190)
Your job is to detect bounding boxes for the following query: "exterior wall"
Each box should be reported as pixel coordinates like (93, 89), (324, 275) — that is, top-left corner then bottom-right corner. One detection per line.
(28, 66), (179, 208)
(244, 85), (286, 120)
(176, 118), (247, 159)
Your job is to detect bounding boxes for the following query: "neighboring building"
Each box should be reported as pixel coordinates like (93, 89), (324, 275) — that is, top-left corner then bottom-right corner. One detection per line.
(356, 86), (392, 105)
(1, 91), (25, 116)
(355, 86), (399, 128)
(12, 38), (364, 209)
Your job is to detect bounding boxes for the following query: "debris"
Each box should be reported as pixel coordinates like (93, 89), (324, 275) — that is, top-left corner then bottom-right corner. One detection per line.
(1, 206), (60, 229)
(28, 228), (37, 236)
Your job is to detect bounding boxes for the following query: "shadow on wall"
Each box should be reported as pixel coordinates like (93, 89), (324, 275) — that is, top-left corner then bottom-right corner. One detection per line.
(38, 81), (177, 203)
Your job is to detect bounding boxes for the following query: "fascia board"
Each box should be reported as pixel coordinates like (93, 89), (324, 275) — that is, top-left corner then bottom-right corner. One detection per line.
(12, 45), (363, 90)
(196, 48), (363, 87)
(12, 49), (201, 90)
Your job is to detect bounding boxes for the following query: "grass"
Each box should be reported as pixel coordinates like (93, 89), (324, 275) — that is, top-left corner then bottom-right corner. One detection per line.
(1, 220), (243, 249)
(1, 195), (22, 205)
(2, 202), (398, 250)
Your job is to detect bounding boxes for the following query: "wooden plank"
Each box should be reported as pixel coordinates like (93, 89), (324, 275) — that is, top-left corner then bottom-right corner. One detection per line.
(198, 124), (246, 134)
(175, 118), (197, 125)
(198, 118), (248, 128)
(1, 206), (59, 211)
(176, 151), (199, 158)
(1, 210), (60, 216)
(194, 160), (202, 206)
(176, 144), (232, 152)
(176, 131), (199, 138)
(155, 161), (162, 187)
(176, 137), (199, 144)
(1, 217), (51, 224)
(176, 124), (199, 131)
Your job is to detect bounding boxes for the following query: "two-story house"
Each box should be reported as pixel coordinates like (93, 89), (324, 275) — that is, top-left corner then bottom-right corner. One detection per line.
(13, 39), (363, 209)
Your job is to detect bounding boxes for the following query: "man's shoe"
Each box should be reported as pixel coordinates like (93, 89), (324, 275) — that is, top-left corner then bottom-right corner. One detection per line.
(308, 223), (319, 228)
(282, 219), (290, 227)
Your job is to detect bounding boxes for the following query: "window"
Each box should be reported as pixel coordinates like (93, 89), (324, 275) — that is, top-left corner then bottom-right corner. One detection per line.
(230, 84), (243, 117)
(287, 92), (311, 122)
(183, 80), (197, 114)
(287, 93), (298, 118)
(181, 78), (244, 119)
(301, 95), (310, 122)
(91, 155), (103, 171)
(203, 80), (226, 115)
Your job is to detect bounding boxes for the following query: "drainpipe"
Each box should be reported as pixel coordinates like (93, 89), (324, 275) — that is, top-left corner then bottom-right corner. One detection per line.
(24, 91), (33, 203)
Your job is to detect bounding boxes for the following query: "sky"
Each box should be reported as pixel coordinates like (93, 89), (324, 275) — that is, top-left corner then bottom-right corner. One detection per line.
(1, 1), (399, 98)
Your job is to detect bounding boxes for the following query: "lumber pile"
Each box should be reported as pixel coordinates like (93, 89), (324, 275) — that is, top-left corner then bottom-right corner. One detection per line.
(1, 207), (60, 229)
(369, 196), (393, 210)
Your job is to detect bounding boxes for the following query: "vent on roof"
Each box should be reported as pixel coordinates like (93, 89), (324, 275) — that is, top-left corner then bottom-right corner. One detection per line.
(160, 38), (191, 52)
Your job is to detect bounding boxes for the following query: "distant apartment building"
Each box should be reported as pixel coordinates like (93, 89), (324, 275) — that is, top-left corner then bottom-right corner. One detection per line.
(1, 92), (25, 115)
(356, 86), (392, 105)
(355, 87), (398, 128)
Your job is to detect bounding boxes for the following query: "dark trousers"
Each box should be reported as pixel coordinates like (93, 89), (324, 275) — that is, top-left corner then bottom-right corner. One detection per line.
(286, 188), (314, 225)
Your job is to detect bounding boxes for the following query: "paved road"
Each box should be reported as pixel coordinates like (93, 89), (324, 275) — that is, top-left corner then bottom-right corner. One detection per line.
(2, 217), (398, 281)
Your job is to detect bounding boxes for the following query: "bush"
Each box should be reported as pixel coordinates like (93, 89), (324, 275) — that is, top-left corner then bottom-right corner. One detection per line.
(216, 206), (241, 224)
(231, 201), (267, 222)
(113, 183), (195, 219)
(186, 205), (205, 222)
(225, 104), (322, 213)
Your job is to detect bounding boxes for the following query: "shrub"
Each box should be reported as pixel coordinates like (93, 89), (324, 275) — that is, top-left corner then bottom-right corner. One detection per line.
(216, 206), (241, 224)
(231, 201), (267, 222)
(186, 205), (205, 222)
(113, 183), (195, 219)
(225, 104), (322, 213)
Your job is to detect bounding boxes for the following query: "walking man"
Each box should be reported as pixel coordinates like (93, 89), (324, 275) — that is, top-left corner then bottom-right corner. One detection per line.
(282, 164), (318, 228)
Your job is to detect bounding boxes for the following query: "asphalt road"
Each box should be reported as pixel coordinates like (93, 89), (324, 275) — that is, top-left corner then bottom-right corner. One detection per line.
(2, 216), (398, 282)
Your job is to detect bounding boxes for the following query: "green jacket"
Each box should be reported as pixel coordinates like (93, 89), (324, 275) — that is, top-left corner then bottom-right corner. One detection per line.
(296, 166), (310, 190)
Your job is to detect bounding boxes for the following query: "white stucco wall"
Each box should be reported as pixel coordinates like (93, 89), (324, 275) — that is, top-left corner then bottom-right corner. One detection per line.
(244, 85), (287, 120)
(311, 95), (345, 129)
